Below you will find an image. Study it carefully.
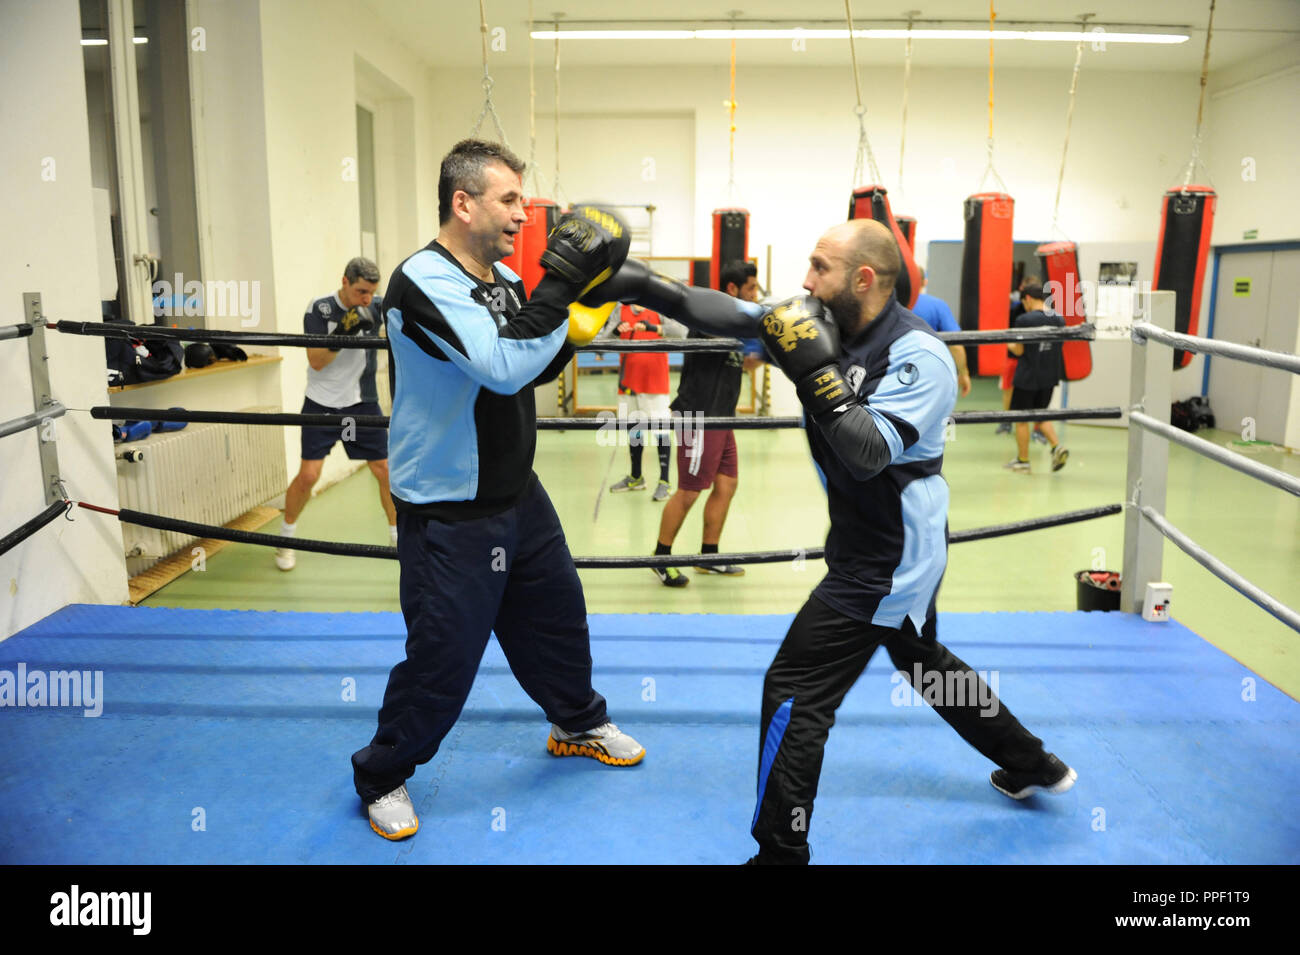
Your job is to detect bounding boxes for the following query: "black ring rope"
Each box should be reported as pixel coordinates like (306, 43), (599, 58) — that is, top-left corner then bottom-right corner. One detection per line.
(53, 318), (1095, 352)
(91, 406), (1123, 430)
(0, 323), (36, 342)
(93, 502), (1121, 567)
(0, 500), (73, 558)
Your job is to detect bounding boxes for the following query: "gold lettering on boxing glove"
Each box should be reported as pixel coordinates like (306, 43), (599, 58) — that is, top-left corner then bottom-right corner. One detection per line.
(815, 383), (846, 401)
(763, 305), (821, 353)
(813, 370), (846, 400)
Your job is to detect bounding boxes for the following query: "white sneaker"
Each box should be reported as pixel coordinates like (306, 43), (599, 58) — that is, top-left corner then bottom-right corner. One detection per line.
(547, 721), (645, 766)
(274, 547), (296, 571)
(367, 784), (419, 840)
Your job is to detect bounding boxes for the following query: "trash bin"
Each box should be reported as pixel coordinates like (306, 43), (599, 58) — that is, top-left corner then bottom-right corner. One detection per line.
(1076, 570), (1121, 611)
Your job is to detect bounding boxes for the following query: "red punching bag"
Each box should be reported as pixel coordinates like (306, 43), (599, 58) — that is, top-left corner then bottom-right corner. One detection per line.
(1152, 186), (1216, 368)
(500, 198), (559, 296)
(896, 216), (917, 252)
(959, 192), (1015, 376)
(1036, 241), (1091, 381)
(711, 208), (750, 290)
(848, 185), (921, 308)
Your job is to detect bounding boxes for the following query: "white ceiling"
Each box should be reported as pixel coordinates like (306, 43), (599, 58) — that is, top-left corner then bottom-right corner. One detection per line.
(370, 0), (1300, 72)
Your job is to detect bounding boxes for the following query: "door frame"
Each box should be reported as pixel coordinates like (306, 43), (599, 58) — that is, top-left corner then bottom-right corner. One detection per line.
(1201, 240), (1300, 395)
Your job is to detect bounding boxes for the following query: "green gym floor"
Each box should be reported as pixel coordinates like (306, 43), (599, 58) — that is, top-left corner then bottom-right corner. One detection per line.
(143, 374), (1300, 701)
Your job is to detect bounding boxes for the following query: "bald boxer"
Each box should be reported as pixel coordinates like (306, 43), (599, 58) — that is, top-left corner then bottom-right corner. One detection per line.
(587, 219), (1076, 864)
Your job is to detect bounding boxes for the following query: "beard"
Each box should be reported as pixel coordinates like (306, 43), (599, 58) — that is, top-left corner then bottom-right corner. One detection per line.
(824, 282), (863, 340)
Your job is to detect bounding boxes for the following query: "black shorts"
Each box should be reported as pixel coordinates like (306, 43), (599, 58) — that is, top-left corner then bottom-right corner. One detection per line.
(300, 396), (387, 461)
(1009, 386), (1055, 411)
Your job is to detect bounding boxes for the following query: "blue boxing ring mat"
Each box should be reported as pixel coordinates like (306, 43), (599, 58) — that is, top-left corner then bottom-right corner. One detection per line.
(0, 605), (1295, 865)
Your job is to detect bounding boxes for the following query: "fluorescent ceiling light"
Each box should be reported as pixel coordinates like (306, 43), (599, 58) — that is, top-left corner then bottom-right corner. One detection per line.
(79, 37), (149, 45)
(530, 28), (1188, 45)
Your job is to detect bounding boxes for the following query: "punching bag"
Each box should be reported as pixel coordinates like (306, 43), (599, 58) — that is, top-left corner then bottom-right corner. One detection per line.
(959, 192), (1015, 376)
(1036, 241), (1092, 380)
(848, 185), (921, 308)
(896, 216), (917, 252)
(711, 208), (750, 291)
(500, 198), (559, 296)
(1152, 186), (1216, 369)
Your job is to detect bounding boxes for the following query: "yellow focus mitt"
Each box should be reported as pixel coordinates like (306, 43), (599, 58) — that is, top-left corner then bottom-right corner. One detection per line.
(567, 300), (617, 347)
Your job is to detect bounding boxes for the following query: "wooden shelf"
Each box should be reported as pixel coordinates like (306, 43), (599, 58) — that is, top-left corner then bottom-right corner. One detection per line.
(109, 353), (281, 392)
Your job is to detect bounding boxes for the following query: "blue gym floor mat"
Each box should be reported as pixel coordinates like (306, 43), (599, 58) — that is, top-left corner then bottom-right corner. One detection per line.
(0, 605), (1295, 864)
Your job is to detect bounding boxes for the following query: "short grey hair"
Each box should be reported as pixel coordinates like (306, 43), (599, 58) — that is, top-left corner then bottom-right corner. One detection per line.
(343, 257), (380, 284)
(438, 139), (526, 224)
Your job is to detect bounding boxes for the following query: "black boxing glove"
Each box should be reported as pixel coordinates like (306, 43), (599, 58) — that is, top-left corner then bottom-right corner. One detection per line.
(328, 306), (375, 350)
(759, 296), (854, 423)
(539, 206), (631, 298)
(579, 258), (685, 312)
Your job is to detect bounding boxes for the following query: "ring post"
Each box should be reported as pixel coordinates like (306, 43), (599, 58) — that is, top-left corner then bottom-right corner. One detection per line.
(22, 293), (64, 506)
(1122, 290), (1174, 614)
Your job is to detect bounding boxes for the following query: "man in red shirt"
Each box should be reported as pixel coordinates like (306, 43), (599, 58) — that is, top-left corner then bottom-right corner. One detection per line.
(609, 303), (674, 502)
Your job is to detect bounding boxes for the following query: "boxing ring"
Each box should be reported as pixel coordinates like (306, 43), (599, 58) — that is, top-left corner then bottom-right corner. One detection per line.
(1, 291), (1297, 864)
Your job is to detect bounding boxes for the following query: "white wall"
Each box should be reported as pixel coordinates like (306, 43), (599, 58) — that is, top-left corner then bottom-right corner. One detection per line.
(0, 0), (130, 640)
(1204, 41), (1300, 245)
(423, 60), (1254, 296)
(245, 0), (432, 488)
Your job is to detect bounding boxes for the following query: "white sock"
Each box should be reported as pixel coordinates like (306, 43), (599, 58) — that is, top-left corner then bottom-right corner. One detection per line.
(389, 524), (398, 544)
(280, 522), (297, 538)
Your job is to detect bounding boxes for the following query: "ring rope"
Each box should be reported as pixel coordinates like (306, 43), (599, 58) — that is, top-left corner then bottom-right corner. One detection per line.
(53, 318), (1096, 350)
(0, 402), (67, 441)
(1129, 411), (1300, 498)
(90, 406), (1124, 430)
(1133, 322), (1300, 374)
(0, 500), (74, 558)
(0, 322), (36, 342)
(1139, 504), (1299, 633)
(52, 320), (388, 350)
(80, 502), (1123, 567)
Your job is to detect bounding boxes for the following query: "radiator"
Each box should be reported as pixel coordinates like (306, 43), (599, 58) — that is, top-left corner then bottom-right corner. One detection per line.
(115, 407), (288, 576)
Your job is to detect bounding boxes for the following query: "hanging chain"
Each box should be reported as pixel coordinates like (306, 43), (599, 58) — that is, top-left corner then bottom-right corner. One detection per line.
(469, 0), (509, 144)
(1050, 14), (1092, 236)
(1182, 0), (1217, 189)
(726, 27), (738, 201)
(897, 11), (917, 199)
(552, 18), (564, 204)
(526, 0), (545, 196)
(845, 0), (882, 187)
(977, 1), (1008, 193)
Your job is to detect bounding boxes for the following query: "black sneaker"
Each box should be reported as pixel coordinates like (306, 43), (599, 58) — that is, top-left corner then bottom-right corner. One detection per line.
(693, 563), (746, 576)
(653, 566), (689, 588)
(991, 753), (1077, 799)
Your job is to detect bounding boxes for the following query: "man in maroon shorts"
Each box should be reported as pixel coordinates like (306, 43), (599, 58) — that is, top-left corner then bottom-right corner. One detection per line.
(650, 261), (759, 587)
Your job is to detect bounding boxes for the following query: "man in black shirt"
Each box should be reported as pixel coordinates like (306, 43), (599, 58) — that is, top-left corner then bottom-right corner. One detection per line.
(650, 261), (758, 586)
(1005, 283), (1068, 473)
